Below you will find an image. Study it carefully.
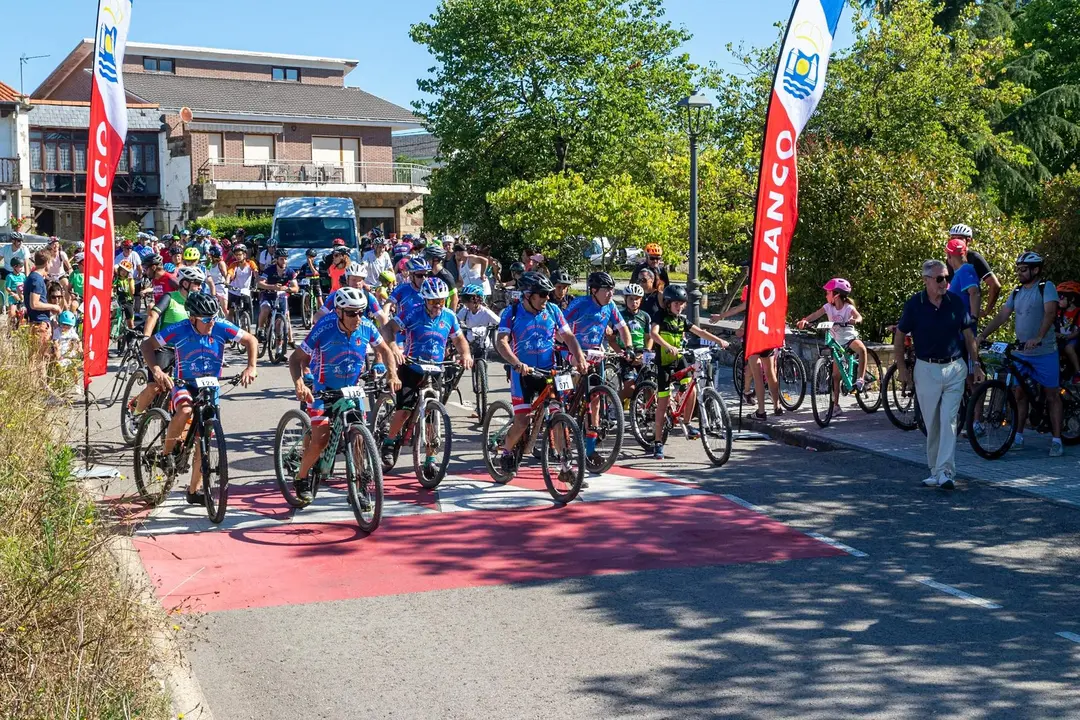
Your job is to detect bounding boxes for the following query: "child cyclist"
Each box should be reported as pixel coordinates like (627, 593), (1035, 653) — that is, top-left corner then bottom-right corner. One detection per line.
(797, 277), (868, 415)
(615, 283), (653, 405)
(1057, 281), (1080, 385)
(5, 257), (26, 326)
(114, 259), (137, 330)
(649, 284), (729, 460)
(457, 284), (502, 417)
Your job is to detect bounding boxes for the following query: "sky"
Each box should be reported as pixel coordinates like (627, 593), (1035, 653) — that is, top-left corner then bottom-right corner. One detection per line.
(2, 0), (854, 115)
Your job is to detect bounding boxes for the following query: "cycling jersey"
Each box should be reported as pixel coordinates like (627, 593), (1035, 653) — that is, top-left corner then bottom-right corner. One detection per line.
(258, 265), (297, 301)
(154, 319), (243, 381)
(564, 295), (627, 350)
(399, 305), (463, 363)
(620, 306), (652, 350)
(654, 309), (688, 366)
(498, 302), (570, 371)
(153, 290), (188, 329)
(391, 281), (425, 319)
(321, 289), (382, 321)
(300, 312), (383, 392)
(151, 272), (178, 303)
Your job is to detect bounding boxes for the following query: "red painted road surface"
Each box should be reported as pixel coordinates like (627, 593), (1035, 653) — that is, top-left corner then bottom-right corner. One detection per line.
(137, 487), (845, 613)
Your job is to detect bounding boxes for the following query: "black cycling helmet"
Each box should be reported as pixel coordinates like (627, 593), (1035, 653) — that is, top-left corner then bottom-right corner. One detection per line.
(273, 248), (288, 259)
(208, 245), (222, 257)
(332, 246), (350, 256)
(305, 248), (318, 258)
(510, 261), (526, 275)
(144, 253), (163, 266)
(588, 271), (616, 290)
(551, 268), (572, 286)
(424, 244), (447, 261)
(184, 292), (220, 318)
(664, 284), (689, 303)
(520, 271), (555, 294)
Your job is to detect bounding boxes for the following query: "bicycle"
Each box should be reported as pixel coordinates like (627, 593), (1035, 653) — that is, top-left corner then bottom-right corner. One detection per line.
(883, 332), (918, 431)
(965, 341), (1080, 459)
(258, 290), (292, 364)
(808, 322), (883, 428)
(467, 330), (494, 418)
(371, 358), (455, 489)
(104, 327), (144, 407)
(132, 374), (244, 523)
(119, 348), (173, 445)
(298, 278), (321, 330)
(563, 348), (625, 473)
(628, 347), (733, 466)
(731, 340), (807, 412)
(273, 386), (384, 532)
(227, 291), (254, 336)
(481, 367), (586, 503)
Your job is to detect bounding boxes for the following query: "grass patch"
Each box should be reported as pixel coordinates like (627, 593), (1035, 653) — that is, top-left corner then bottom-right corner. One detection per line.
(0, 329), (169, 720)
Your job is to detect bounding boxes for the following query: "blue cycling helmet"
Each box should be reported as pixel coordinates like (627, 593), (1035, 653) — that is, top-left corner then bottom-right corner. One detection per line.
(163, 262), (176, 273)
(405, 257), (431, 274)
(58, 310), (76, 326)
(461, 284), (485, 298)
(420, 277), (451, 300)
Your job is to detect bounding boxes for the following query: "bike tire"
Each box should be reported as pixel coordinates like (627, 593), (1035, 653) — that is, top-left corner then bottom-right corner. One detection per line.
(1062, 391), (1080, 445)
(855, 348), (884, 413)
(698, 387), (733, 466)
(628, 380), (670, 450)
(965, 379), (1017, 459)
(777, 349), (806, 412)
(369, 394), (399, 473)
(810, 357), (834, 428)
(413, 398), (452, 489)
(345, 422), (383, 532)
(732, 349), (745, 392)
(201, 417), (230, 524)
(541, 412), (585, 504)
(481, 399), (516, 483)
(273, 409), (311, 508)
(883, 365), (918, 431)
(133, 408), (175, 505)
(272, 315), (288, 364)
(584, 383), (623, 474)
(301, 293), (312, 329)
(120, 368), (150, 445)
(238, 309), (252, 336)
(473, 359), (489, 420)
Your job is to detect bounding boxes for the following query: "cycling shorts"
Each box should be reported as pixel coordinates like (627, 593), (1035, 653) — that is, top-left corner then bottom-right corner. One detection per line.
(259, 292), (288, 311)
(306, 397), (329, 427)
(170, 382), (217, 410)
(394, 364), (426, 413)
(510, 370), (549, 415)
(655, 358), (691, 398)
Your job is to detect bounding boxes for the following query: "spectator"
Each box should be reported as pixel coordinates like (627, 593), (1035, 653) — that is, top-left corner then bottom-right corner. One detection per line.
(454, 244), (491, 296)
(638, 268), (663, 323)
(1, 232), (33, 282)
(69, 253), (85, 310)
(894, 259), (983, 489)
(1057, 281), (1080, 385)
(945, 224), (1001, 318)
(44, 237), (72, 289)
(53, 310), (81, 368)
(631, 243), (671, 289)
(24, 250), (63, 378)
(361, 236), (394, 288)
(978, 252), (1064, 456)
(5, 257), (26, 323)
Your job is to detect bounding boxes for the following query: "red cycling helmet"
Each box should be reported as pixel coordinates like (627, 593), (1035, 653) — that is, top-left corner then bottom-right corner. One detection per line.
(332, 238), (346, 246)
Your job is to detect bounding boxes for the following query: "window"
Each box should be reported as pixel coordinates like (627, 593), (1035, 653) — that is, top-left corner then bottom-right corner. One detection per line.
(206, 133), (223, 164)
(243, 134), (275, 165)
(29, 128), (159, 196)
(142, 57), (174, 73)
(271, 66), (300, 82)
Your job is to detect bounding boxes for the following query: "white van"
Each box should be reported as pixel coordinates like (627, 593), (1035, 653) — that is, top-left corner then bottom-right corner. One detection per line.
(269, 197), (359, 270)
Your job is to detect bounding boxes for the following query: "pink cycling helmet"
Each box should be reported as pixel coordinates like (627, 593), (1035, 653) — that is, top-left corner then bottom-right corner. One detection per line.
(945, 238), (968, 256)
(823, 277), (852, 293)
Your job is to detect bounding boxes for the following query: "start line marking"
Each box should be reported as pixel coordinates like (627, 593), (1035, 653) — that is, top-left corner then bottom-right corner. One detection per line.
(804, 532), (868, 558)
(917, 578), (1002, 610)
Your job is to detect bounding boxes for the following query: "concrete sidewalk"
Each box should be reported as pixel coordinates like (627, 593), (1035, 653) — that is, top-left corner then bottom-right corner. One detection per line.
(721, 387), (1080, 510)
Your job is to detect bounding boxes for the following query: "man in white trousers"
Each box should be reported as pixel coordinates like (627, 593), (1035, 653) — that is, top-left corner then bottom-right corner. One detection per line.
(893, 259), (984, 489)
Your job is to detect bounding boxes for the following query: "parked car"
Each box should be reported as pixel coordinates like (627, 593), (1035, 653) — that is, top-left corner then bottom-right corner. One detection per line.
(583, 236), (643, 268)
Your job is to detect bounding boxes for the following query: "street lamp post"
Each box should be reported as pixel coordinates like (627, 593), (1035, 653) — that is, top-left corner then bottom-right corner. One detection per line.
(677, 93), (713, 327)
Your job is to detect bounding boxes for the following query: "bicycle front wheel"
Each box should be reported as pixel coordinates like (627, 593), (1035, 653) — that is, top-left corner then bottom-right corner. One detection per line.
(413, 398), (452, 489)
(541, 411), (585, 504)
(629, 380), (667, 450)
(584, 383), (623, 474)
(272, 315), (288, 363)
(201, 417), (230, 524)
(698, 387), (733, 466)
(855, 348), (884, 413)
(345, 421), (383, 532)
(777, 349), (806, 412)
(482, 399), (516, 483)
(273, 409), (311, 508)
(120, 368), (150, 445)
(472, 359), (489, 420)
(883, 365), (917, 431)
(810, 357), (834, 428)
(966, 379), (1017, 459)
(133, 408), (174, 505)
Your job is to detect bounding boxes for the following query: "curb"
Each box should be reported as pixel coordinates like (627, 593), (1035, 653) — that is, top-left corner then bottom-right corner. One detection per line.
(79, 471), (215, 720)
(735, 414), (1080, 512)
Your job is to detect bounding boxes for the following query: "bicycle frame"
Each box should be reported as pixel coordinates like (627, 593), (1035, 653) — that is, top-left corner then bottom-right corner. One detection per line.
(819, 328), (864, 392)
(315, 394), (366, 477)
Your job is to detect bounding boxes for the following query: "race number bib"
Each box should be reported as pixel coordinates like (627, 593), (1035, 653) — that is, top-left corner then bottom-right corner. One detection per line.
(195, 376), (219, 388)
(554, 374), (573, 392)
(990, 341), (1009, 354)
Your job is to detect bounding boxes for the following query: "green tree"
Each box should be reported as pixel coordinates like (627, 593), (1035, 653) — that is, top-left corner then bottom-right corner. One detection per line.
(411, 0), (695, 251)
(1035, 169), (1080, 283)
(488, 171), (680, 275)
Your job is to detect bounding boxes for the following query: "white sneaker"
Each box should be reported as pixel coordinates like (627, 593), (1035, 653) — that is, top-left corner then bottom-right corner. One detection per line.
(1050, 441), (1064, 458)
(922, 475), (940, 487)
(938, 474), (955, 490)
(1013, 435), (1025, 449)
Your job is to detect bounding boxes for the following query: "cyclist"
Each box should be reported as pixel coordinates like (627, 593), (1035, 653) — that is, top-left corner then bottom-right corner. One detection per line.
(495, 271), (587, 472)
(324, 240), (350, 293)
(226, 245), (258, 326)
(383, 277), (473, 477)
(180, 247), (217, 298)
(1057, 281), (1080, 385)
(289, 286), (400, 504)
(564, 271), (633, 464)
(114, 259), (137, 330)
(141, 292), (257, 505)
(978, 251), (1065, 456)
(796, 278), (869, 415)
(374, 270), (396, 304)
(551, 268), (574, 311)
(424, 244), (459, 311)
(362, 235), (394, 288)
(389, 257), (432, 344)
(316, 262), (389, 327)
(650, 284), (729, 460)
(256, 248), (299, 346)
(206, 245), (229, 315)
(945, 223), (1003, 318)
(256, 235), (276, 271)
(631, 243), (671, 288)
(458, 284), (501, 417)
(616, 282), (652, 404)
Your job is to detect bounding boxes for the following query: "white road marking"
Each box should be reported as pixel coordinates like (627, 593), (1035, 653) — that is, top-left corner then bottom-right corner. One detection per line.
(1056, 631), (1080, 644)
(721, 494), (769, 514)
(805, 532), (868, 558)
(917, 578), (1002, 609)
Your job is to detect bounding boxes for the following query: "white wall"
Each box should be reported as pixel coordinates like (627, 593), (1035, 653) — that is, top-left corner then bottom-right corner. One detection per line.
(162, 141), (191, 233)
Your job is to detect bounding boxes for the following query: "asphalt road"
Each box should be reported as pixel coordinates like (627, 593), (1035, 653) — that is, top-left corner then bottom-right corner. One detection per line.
(81, 325), (1080, 720)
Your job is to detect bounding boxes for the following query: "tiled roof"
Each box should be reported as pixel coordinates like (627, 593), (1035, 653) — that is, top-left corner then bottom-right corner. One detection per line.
(393, 132), (440, 159)
(0, 80), (19, 103)
(122, 71), (419, 125)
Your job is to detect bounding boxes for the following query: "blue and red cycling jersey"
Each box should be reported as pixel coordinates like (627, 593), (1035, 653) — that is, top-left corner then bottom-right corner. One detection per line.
(154, 319), (244, 381)
(497, 302), (571, 372)
(300, 312), (383, 392)
(399, 305), (463, 363)
(563, 295), (627, 350)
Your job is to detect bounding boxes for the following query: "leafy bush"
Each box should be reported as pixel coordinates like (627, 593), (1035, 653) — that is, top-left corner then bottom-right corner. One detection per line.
(114, 220), (142, 242)
(190, 213), (273, 238)
(1035, 170), (1080, 284)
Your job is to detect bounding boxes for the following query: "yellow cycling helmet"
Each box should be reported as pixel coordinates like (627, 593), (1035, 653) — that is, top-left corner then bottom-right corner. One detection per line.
(182, 246), (201, 262)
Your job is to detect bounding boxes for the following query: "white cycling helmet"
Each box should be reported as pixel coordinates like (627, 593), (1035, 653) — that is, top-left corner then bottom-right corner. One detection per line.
(624, 283), (645, 298)
(420, 277), (451, 300)
(345, 261), (367, 279)
(176, 265), (206, 285)
(949, 223), (973, 239)
(334, 286), (369, 311)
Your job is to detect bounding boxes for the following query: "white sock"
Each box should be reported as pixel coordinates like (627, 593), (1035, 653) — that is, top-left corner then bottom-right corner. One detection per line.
(1015, 433), (1023, 441)
(1053, 437), (1063, 445)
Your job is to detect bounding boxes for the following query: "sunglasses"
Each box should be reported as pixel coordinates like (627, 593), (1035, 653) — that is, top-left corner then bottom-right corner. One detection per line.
(531, 291), (551, 298)
(341, 310), (363, 318)
(411, 272), (428, 279)
(923, 275), (948, 284)
(648, 255), (662, 261)
(198, 316), (216, 324)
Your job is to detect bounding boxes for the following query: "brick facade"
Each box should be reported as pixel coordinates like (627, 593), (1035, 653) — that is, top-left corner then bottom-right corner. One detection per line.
(123, 56), (345, 86)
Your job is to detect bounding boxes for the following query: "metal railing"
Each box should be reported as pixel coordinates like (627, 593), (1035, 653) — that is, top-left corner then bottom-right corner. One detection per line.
(198, 159), (430, 187)
(0, 158), (18, 186)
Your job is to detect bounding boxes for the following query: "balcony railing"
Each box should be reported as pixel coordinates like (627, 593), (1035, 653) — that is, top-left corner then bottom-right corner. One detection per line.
(0, 158), (18, 187)
(198, 159), (430, 188)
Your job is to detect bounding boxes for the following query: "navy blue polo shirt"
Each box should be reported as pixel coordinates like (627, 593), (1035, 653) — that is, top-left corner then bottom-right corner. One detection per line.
(897, 290), (974, 362)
